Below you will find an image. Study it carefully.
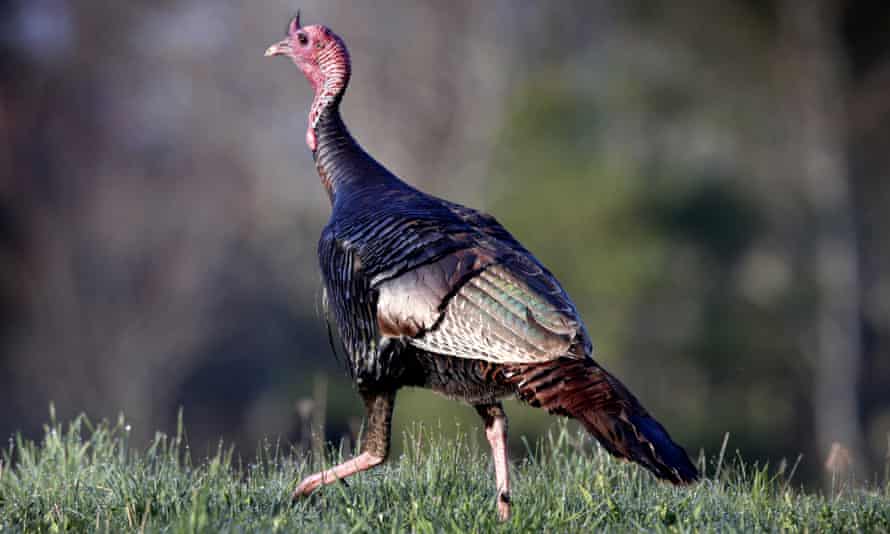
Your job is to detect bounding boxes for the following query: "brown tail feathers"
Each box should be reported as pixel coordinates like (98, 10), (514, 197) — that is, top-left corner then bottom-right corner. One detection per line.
(503, 358), (699, 484)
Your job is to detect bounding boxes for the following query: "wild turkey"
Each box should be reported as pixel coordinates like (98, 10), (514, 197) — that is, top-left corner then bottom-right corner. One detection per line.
(265, 14), (698, 520)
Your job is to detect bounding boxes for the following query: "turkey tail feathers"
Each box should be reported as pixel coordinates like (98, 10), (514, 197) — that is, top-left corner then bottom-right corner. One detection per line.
(505, 358), (699, 485)
(625, 413), (699, 484)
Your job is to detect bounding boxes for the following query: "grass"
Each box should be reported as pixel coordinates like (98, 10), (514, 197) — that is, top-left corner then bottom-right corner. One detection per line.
(1, 411), (888, 533)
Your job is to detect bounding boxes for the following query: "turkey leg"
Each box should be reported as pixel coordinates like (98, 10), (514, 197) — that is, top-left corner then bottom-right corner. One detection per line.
(475, 402), (511, 521)
(292, 389), (395, 500)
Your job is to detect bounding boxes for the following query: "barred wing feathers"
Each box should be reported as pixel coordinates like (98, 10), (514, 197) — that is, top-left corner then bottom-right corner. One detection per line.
(375, 204), (591, 364)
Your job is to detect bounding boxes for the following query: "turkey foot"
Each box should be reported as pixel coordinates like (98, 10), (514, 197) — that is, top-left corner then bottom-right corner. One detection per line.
(293, 389), (395, 500)
(292, 452), (384, 500)
(476, 403), (511, 521)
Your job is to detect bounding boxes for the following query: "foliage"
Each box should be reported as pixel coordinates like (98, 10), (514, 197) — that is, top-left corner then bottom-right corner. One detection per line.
(2, 414), (888, 533)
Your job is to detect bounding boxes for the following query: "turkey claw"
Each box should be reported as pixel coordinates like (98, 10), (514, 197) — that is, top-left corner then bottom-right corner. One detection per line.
(291, 473), (324, 501)
(497, 491), (511, 521)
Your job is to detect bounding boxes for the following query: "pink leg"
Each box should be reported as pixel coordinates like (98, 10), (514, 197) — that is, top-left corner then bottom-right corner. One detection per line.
(293, 390), (395, 501)
(292, 452), (384, 498)
(476, 403), (511, 521)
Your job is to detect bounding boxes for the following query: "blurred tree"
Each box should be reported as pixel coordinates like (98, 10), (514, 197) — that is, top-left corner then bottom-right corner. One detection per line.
(842, 1), (890, 481)
(779, 0), (870, 486)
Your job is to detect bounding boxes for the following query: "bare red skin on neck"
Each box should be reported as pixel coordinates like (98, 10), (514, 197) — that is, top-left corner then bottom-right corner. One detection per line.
(296, 54), (327, 93)
(281, 24), (351, 152)
(306, 126), (318, 152)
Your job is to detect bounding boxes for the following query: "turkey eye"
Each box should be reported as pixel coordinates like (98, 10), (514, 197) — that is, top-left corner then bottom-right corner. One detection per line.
(297, 33), (308, 46)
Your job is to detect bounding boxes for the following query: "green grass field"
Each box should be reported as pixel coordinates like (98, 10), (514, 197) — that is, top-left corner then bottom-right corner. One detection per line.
(1, 411), (888, 533)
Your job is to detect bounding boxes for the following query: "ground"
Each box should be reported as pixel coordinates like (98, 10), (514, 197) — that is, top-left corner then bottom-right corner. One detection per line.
(1, 413), (888, 532)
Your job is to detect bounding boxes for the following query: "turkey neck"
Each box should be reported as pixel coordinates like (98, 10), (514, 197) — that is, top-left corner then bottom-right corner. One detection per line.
(312, 102), (404, 205)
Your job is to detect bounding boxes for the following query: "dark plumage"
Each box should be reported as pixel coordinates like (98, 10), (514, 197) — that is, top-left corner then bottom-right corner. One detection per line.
(266, 14), (698, 520)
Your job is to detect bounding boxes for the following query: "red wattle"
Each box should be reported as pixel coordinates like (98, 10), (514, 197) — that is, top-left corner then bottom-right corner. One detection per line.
(306, 127), (317, 152)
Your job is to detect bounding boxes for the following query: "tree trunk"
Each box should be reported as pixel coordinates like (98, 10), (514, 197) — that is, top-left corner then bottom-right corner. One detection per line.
(778, 0), (867, 487)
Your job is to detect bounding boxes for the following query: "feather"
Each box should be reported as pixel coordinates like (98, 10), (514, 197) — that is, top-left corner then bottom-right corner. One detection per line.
(505, 358), (699, 484)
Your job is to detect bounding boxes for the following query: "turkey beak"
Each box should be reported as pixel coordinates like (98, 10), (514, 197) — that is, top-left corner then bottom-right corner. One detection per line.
(265, 40), (291, 57)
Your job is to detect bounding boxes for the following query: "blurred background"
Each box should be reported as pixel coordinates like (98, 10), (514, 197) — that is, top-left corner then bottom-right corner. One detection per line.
(1, 0), (888, 489)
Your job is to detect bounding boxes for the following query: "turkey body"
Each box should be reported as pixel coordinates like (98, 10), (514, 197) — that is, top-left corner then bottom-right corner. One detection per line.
(314, 104), (697, 486)
(319, 176), (591, 391)
(266, 17), (697, 520)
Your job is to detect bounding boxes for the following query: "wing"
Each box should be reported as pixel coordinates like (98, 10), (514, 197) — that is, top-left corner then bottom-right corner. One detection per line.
(375, 207), (591, 364)
(439, 200), (530, 252)
(318, 195), (489, 378)
(318, 226), (381, 378)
